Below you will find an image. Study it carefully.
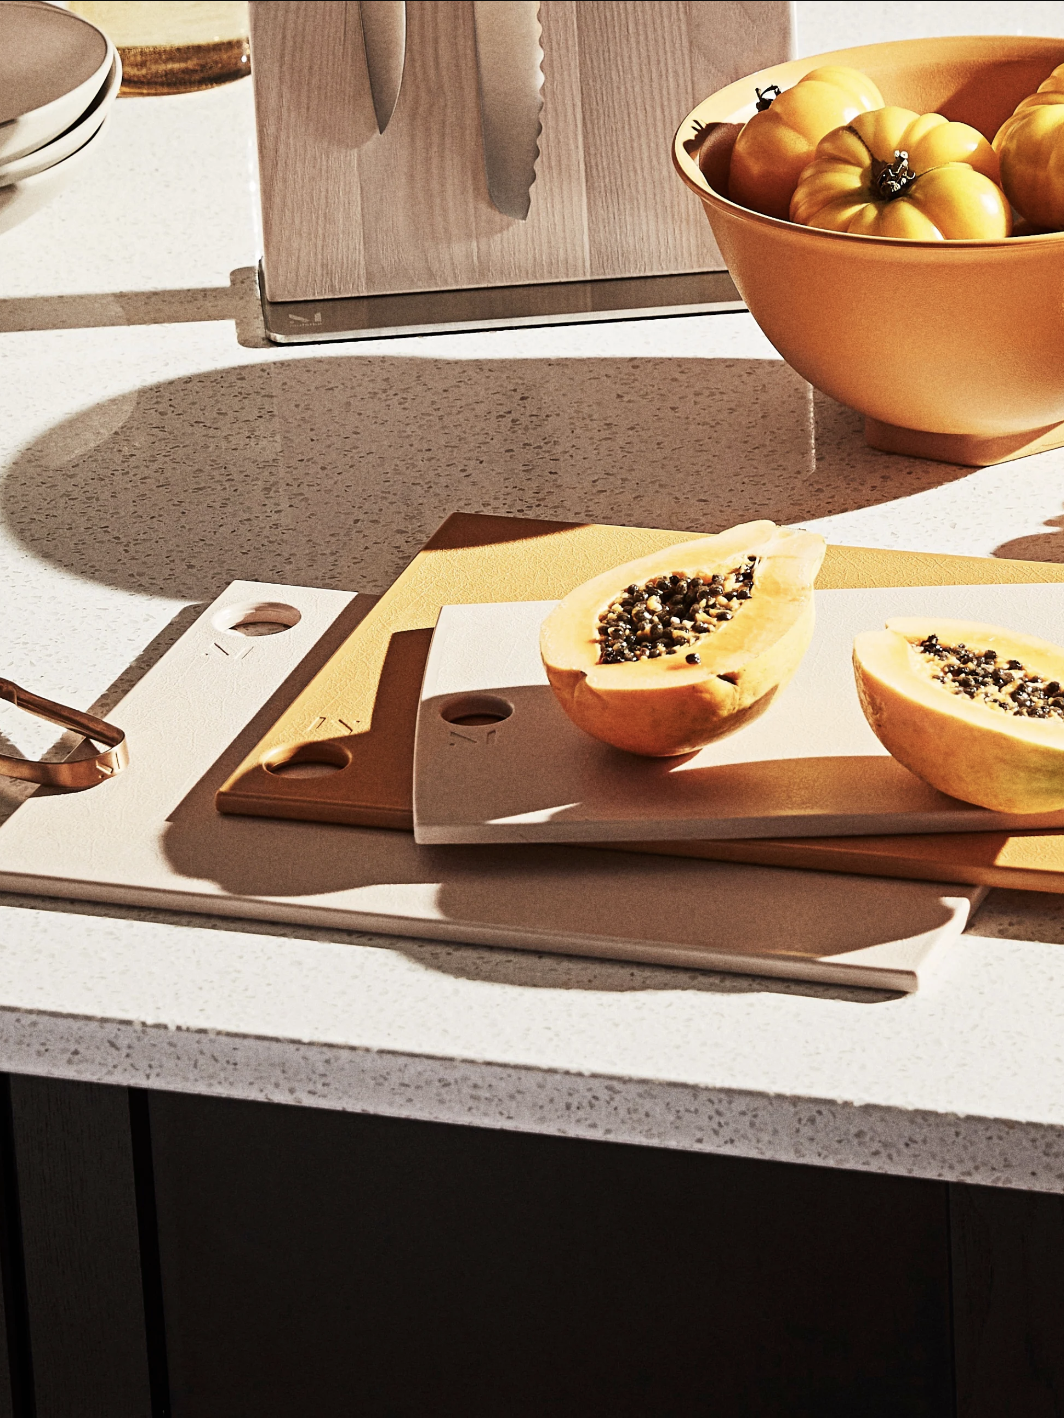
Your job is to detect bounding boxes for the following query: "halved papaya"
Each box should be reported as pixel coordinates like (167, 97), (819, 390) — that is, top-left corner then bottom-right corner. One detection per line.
(854, 617), (1064, 812)
(539, 521), (826, 757)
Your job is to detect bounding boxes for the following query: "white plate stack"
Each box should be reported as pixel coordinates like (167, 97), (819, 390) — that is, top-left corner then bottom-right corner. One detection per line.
(0, 1), (120, 236)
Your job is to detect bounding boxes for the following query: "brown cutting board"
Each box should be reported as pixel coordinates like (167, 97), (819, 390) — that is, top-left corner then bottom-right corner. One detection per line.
(216, 513), (1064, 892)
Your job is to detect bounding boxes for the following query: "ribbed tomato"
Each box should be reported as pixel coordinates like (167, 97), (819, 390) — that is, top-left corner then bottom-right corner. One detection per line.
(728, 66), (884, 220)
(994, 62), (1064, 230)
(789, 106), (1011, 239)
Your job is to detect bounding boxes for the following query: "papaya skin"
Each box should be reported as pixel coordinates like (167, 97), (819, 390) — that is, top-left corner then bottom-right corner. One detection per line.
(540, 522), (825, 757)
(854, 617), (1064, 814)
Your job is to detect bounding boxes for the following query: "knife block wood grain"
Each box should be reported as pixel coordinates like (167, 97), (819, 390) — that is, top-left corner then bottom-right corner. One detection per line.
(216, 513), (1064, 896)
(249, 0), (794, 301)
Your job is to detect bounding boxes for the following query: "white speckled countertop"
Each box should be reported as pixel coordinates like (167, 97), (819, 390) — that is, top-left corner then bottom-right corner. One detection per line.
(4, 41), (1064, 1192)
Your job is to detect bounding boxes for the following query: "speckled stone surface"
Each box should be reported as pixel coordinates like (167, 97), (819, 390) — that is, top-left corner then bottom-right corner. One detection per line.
(3, 27), (1064, 1189)
(1, 893), (1063, 1190)
(798, 1), (1064, 53)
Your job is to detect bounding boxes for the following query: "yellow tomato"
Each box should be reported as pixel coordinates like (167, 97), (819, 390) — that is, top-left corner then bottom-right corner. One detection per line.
(993, 62), (1064, 230)
(728, 66), (884, 220)
(789, 106), (1011, 239)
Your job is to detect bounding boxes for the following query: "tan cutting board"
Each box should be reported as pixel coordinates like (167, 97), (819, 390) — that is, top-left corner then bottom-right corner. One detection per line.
(217, 513), (1064, 891)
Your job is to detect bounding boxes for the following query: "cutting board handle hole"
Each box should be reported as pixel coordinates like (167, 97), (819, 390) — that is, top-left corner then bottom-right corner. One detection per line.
(213, 601), (302, 637)
(440, 695), (513, 727)
(263, 741), (350, 779)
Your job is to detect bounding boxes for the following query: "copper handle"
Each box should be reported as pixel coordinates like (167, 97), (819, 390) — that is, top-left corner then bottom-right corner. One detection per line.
(0, 678), (128, 789)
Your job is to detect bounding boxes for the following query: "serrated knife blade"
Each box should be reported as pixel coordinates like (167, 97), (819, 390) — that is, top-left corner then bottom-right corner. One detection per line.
(358, 0), (406, 134)
(472, 0), (544, 220)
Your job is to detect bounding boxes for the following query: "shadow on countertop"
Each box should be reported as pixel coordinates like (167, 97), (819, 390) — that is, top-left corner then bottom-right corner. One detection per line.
(997, 514), (1064, 564)
(0, 351), (979, 602)
(0, 343), (995, 1007)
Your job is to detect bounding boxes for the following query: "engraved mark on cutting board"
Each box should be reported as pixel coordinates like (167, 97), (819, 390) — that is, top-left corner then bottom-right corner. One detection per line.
(305, 715), (358, 734)
(207, 640), (253, 661)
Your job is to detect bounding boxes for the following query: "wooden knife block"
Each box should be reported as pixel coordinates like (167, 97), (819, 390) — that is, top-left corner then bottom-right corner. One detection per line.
(250, 0), (793, 302)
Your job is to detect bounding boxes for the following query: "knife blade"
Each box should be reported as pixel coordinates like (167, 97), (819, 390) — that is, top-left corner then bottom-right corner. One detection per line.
(358, 0), (406, 134)
(472, 0), (544, 220)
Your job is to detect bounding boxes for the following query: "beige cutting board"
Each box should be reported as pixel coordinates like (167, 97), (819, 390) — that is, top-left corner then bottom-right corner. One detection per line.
(0, 580), (980, 991)
(216, 512), (1064, 894)
(412, 589), (1064, 845)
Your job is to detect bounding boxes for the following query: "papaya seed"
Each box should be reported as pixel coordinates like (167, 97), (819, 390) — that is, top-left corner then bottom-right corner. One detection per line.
(917, 635), (1064, 719)
(596, 557), (758, 665)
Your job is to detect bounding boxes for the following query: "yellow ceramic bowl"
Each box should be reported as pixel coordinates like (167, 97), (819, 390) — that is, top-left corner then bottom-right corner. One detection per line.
(673, 37), (1064, 466)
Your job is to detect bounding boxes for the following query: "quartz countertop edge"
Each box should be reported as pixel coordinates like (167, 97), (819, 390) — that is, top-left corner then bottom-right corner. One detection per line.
(1, 1004), (1061, 1194)
(0, 899), (1059, 1194)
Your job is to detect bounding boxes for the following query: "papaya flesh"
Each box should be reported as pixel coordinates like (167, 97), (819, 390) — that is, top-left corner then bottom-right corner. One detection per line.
(539, 521), (826, 757)
(854, 617), (1064, 813)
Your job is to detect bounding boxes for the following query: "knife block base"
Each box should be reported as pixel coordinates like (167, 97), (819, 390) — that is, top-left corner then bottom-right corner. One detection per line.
(865, 415), (1064, 467)
(260, 268), (744, 345)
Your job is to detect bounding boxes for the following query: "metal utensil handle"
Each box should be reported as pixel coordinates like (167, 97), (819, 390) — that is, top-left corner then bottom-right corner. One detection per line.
(0, 678), (128, 789)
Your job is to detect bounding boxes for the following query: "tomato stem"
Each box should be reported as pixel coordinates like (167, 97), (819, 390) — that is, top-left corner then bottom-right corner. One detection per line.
(873, 149), (918, 200)
(754, 84), (782, 112)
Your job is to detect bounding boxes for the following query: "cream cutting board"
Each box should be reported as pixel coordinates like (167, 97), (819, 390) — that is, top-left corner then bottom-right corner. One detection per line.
(413, 586), (1064, 845)
(0, 581), (982, 991)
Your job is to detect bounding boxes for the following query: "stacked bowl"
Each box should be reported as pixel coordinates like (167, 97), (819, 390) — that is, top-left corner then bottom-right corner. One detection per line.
(0, 1), (120, 237)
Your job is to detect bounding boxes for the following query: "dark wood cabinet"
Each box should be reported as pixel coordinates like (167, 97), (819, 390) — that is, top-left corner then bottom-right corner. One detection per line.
(951, 1184), (1064, 1418)
(0, 1075), (1062, 1417)
(149, 1093), (953, 1418)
